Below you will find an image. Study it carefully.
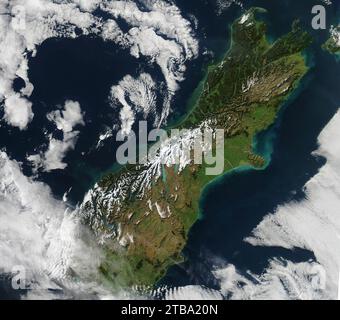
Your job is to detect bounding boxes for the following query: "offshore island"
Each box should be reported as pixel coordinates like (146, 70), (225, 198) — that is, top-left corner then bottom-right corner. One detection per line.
(323, 24), (340, 56)
(81, 8), (313, 289)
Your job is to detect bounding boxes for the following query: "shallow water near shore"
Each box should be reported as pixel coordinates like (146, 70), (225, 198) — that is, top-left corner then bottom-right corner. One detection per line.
(159, 0), (340, 292)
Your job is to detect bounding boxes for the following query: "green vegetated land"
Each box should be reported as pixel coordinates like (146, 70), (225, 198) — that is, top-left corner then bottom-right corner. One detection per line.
(88, 8), (313, 289)
(323, 25), (340, 55)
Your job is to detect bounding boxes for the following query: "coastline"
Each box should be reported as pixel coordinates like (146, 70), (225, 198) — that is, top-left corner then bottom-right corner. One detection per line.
(194, 25), (314, 223)
(197, 64), (313, 222)
(88, 7), (314, 288)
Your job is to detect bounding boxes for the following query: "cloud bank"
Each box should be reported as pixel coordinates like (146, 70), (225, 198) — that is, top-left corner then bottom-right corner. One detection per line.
(160, 109), (340, 300)
(243, 109), (340, 299)
(3, 93), (33, 130)
(0, 0), (199, 133)
(0, 150), (116, 299)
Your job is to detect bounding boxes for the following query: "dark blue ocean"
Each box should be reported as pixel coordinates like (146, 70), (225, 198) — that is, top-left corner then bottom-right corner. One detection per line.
(159, 0), (340, 292)
(0, 0), (339, 299)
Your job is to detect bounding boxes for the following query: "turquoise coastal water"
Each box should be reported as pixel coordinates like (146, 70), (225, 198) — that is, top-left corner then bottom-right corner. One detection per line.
(195, 52), (315, 221)
(185, 5), (316, 223)
(159, 0), (340, 291)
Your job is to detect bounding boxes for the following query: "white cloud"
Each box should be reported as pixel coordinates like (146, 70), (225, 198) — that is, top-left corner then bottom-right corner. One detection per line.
(164, 286), (223, 300)
(102, 0), (199, 126)
(28, 100), (84, 172)
(0, 150), (115, 299)
(330, 25), (340, 47)
(111, 73), (156, 135)
(157, 109), (340, 301)
(243, 109), (340, 299)
(34, 132), (78, 172)
(0, 149), (151, 299)
(119, 104), (135, 137)
(101, 19), (125, 43)
(216, 0), (244, 15)
(101, 0), (198, 59)
(0, 0), (102, 129)
(0, 0), (198, 131)
(47, 100), (85, 133)
(73, 0), (103, 11)
(212, 260), (326, 300)
(128, 26), (183, 92)
(159, 259), (325, 300)
(3, 93), (33, 130)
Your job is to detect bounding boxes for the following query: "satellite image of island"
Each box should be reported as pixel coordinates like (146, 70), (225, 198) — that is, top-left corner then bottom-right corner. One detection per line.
(0, 0), (340, 302)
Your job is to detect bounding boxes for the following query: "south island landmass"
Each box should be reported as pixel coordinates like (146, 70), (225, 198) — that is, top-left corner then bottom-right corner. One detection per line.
(81, 8), (313, 289)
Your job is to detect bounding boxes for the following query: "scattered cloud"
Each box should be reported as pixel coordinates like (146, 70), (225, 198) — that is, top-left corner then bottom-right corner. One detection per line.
(111, 73), (156, 135)
(215, 0), (244, 15)
(47, 100), (85, 133)
(102, 0), (199, 126)
(28, 100), (84, 172)
(0, 0), (198, 132)
(164, 286), (223, 300)
(3, 93), (33, 130)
